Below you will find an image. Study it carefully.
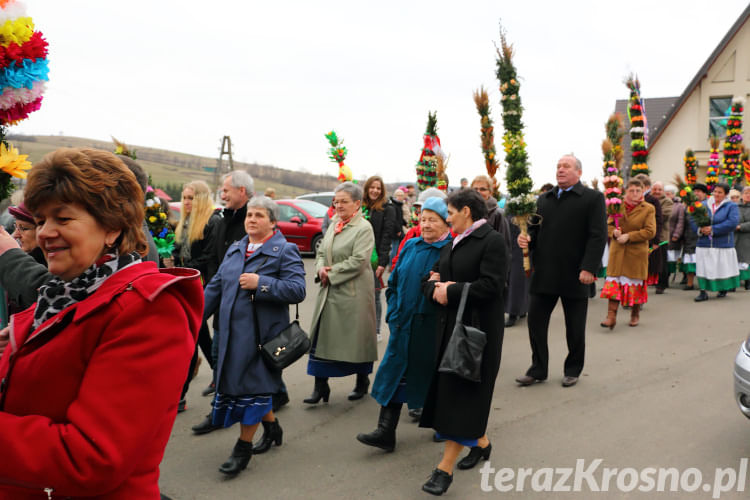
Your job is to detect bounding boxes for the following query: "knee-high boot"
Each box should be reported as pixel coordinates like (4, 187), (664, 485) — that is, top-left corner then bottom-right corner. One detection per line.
(356, 402), (402, 452)
(600, 299), (619, 330)
(629, 303), (640, 327)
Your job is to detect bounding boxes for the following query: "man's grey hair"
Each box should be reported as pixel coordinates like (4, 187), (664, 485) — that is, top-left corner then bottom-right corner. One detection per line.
(562, 153), (582, 171)
(223, 170), (255, 197)
(335, 181), (363, 202)
(247, 195), (279, 223)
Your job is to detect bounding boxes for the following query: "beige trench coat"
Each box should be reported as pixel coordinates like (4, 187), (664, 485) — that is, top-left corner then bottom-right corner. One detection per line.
(309, 210), (378, 363)
(606, 201), (656, 280)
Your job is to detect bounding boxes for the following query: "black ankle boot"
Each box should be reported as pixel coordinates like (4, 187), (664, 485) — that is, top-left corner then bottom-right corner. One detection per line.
(422, 468), (453, 496)
(252, 418), (283, 454)
(219, 439), (253, 476)
(303, 377), (330, 404)
(348, 373), (370, 400)
(356, 402), (402, 452)
(191, 413), (222, 435)
(505, 314), (518, 327)
(457, 442), (492, 470)
(694, 290), (709, 302)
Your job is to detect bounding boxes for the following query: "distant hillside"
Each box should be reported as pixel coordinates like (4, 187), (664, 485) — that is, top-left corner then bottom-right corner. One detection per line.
(7, 135), (340, 198)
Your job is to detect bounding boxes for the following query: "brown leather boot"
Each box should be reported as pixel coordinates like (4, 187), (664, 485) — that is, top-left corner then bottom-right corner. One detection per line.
(600, 299), (618, 330)
(629, 304), (640, 327)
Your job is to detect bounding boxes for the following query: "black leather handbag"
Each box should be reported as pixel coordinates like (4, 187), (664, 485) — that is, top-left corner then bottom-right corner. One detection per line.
(257, 303), (311, 371)
(437, 283), (487, 383)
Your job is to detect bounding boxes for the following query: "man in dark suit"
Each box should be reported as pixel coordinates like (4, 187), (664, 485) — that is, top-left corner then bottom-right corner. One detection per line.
(515, 155), (607, 387)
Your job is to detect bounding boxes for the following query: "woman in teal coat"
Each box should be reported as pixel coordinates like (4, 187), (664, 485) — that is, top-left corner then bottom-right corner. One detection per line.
(357, 197), (452, 452)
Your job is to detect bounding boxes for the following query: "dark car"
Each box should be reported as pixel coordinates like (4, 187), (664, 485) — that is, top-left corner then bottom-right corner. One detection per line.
(275, 199), (328, 254)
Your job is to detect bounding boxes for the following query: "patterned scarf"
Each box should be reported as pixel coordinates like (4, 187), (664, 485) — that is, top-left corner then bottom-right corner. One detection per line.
(334, 214), (354, 234)
(33, 250), (142, 330)
(452, 218), (487, 248)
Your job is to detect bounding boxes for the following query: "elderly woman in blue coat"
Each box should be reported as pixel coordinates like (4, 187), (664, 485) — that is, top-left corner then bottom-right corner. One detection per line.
(690, 183), (741, 301)
(356, 197), (452, 452)
(203, 195), (306, 477)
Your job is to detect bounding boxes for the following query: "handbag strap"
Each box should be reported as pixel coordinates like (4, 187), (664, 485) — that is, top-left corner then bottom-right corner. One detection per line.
(455, 283), (471, 324)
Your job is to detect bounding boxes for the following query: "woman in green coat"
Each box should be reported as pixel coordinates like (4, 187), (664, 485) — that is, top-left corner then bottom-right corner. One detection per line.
(305, 182), (378, 404)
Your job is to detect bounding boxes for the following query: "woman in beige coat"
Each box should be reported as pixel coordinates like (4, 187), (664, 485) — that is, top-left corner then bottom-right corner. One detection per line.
(305, 182), (378, 404)
(600, 179), (656, 329)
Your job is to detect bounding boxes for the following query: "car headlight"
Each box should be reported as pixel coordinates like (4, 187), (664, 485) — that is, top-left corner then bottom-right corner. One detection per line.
(745, 335), (750, 352)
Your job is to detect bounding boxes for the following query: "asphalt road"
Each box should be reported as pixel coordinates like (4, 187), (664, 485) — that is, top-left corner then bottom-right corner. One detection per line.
(159, 256), (750, 499)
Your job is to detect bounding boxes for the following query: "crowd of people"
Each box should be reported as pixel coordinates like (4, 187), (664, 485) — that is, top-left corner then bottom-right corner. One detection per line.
(0, 147), (748, 498)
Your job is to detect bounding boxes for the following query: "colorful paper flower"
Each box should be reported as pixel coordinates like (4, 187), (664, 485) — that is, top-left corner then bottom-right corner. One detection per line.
(0, 141), (29, 177)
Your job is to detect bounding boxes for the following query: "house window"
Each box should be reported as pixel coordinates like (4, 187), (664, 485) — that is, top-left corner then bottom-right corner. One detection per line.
(709, 96), (732, 137)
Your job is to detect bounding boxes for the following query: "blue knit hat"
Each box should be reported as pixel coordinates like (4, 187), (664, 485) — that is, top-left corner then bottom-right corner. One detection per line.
(421, 197), (448, 222)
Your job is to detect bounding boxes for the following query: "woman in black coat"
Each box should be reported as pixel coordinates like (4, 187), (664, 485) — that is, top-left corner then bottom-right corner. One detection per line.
(167, 180), (222, 408)
(419, 189), (507, 496)
(363, 175), (397, 342)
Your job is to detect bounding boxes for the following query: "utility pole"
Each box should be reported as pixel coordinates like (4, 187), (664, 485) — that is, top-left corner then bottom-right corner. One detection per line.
(213, 135), (234, 199)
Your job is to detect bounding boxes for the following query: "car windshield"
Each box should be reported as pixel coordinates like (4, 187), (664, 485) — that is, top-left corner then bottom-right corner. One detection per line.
(294, 200), (328, 218)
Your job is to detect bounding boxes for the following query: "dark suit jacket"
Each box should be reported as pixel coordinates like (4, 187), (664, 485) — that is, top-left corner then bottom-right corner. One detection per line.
(528, 182), (607, 298)
(211, 204), (248, 279)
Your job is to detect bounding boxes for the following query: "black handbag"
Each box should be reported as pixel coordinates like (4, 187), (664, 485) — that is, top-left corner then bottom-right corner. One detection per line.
(437, 283), (487, 383)
(257, 303), (311, 371)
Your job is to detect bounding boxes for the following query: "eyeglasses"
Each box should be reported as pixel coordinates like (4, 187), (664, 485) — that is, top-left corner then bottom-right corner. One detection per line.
(12, 223), (35, 233)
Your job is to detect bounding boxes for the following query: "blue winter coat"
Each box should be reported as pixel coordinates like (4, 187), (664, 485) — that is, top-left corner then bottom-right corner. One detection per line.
(371, 235), (451, 408)
(204, 231), (306, 396)
(689, 199), (740, 249)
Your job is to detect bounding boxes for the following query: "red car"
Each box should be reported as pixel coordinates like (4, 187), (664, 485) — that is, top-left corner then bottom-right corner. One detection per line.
(275, 199), (328, 254)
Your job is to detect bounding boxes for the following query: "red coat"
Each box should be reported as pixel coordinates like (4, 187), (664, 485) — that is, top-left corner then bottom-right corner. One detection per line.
(0, 262), (203, 499)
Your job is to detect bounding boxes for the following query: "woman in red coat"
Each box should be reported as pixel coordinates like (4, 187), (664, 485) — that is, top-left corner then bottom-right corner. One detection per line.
(0, 148), (203, 500)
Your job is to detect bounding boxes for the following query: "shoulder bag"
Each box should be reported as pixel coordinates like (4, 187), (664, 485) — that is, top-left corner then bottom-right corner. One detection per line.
(257, 303), (311, 371)
(248, 253), (311, 371)
(437, 283), (487, 383)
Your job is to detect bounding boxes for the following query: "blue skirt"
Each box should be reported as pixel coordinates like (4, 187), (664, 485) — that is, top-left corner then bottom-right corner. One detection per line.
(211, 393), (272, 428)
(307, 357), (373, 377)
(389, 378), (408, 405)
(434, 432), (478, 448)
(306, 330), (373, 377)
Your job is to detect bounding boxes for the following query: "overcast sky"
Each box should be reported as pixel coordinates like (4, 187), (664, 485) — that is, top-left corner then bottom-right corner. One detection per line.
(14, 0), (750, 188)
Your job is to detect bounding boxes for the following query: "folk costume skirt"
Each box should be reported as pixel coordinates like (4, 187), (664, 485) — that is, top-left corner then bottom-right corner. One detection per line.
(667, 249), (681, 274)
(696, 247), (740, 291)
(680, 252), (696, 273)
(601, 276), (648, 306)
(212, 393), (272, 427)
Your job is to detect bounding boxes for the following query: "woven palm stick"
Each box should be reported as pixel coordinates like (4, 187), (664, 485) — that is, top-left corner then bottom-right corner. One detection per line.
(513, 215), (531, 276)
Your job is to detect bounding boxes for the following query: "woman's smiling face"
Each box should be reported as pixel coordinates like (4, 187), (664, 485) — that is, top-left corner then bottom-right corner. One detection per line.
(34, 202), (120, 281)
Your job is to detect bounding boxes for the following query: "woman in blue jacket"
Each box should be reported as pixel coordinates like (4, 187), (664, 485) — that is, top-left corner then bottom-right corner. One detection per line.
(203, 196), (306, 476)
(690, 183), (741, 301)
(356, 197), (452, 452)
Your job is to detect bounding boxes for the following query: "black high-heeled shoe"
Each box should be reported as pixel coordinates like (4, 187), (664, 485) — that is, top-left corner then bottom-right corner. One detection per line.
(422, 468), (453, 496)
(219, 439), (252, 476)
(303, 377), (330, 404)
(252, 418), (283, 454)
(348, 373), (370, 400)
(456, 443), (492, 470)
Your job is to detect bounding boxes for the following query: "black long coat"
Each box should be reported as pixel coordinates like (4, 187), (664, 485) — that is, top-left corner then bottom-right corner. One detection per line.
(419, 223), (507, 439)
(644, 192), (664, 276)
(528, 182), (607, 298)
(173, 212), (222, 283)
